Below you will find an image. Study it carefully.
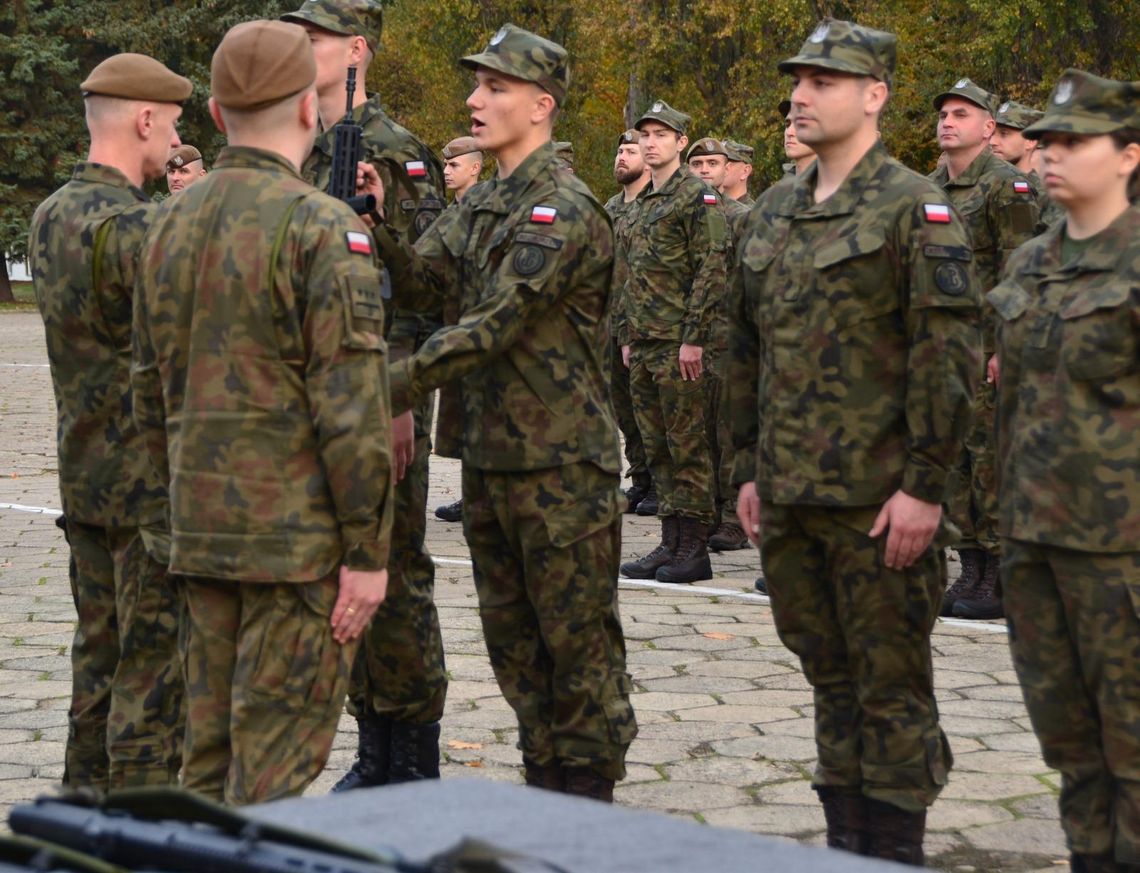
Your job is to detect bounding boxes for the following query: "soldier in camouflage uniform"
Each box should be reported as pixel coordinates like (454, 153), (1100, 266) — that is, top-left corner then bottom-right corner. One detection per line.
(618, 100), (729, 585)
(722, 139), (755, 205)
(370, 24), (637, 802)
(282, 0), (449, 791)
(131, 20), (395, 805)
(989, 70), (1140, 873)
(929, 77), (1041, 621)
(604, 129), (653, 514)
(28, 53), (189, 792)
(731, 19), (982, 863)
(992, 99), (1064, 229)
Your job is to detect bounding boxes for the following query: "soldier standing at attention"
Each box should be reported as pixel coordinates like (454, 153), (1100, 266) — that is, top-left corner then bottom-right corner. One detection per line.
(131, 20), (394, 804)
(165, 144), (207, 194)
(721, 139), (755, 205)
(988, 70), (1140, 873)
(281, 0), (448, 791)
(367, 23), (637, 801)
(605, 129), (653, 514)
(930, 77), (1040, 622)
(619, 100), (729, 585)
(29, 52), (189, 792)
(991, 100), (1064, 228)
(732, 19), (981, 863)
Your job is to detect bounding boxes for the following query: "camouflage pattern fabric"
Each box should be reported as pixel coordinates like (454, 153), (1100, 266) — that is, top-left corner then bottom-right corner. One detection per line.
(460, 24), (569, 106)
(64, 521), (183, 790)
(703, 350), (736, 525)
(461, 463), (636, 780)
(761, 504), (954, 811)
(1023, 68), (1140, 138)
(28, 162), (180, 790)
(180, 572), (357, 804)
(306, 93), (448, 725)
(988, 203), (1140, 553)
(1029, 171), (1065, 229)
(778, 18), (897, 87)
(1003, 541), (1140, 863)
(282, 0), (383, 49)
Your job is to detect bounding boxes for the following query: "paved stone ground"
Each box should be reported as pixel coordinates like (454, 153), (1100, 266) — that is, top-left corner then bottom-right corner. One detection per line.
(0, 311), (1070, 870)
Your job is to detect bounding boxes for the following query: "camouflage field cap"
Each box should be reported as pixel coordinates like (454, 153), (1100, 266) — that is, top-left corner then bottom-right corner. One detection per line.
(778, 18), (897, 88)
(212, 20), (317, 110)
(994, 100), (1044, 130)
(461, 24), (570, 107)
(724, 139), (754, 163)
(685, 137), (728, 162)
(442, 136), (480, 159)
(1024, 69), (1140, 139)
(933, 78), (997, 114)
(616, 128), (641, 148)
(281, 0), (383, 51)
(166, 145), (202, 171)
(635, 100), (691, 135)
(81, 53), (192, 103)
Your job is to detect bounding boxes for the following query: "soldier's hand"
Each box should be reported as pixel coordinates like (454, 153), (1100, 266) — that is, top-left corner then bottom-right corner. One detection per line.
(622, 344), (631, 369)
(356, 161), (384, 211)
(986, 354), (1000, 386)
(679, 343), (703, 381)
(332, 566), (388, 644)
(737, 481), (762, 546)
(868, 490), (941, 570)
(392, 409), (414, 482)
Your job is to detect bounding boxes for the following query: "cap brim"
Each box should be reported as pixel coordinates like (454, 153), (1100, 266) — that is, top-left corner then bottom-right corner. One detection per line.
(635, 115), (683, 134)
(1023, 113), (1126, 140)
(460, 52), (556, 98)
(933, 92), (991, 112)
(281, 11), (348, 34)
(778, 55), (884, 81)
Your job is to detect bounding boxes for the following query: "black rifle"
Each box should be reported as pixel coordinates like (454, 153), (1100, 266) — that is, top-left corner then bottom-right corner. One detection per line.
(328, 66), (376, 217)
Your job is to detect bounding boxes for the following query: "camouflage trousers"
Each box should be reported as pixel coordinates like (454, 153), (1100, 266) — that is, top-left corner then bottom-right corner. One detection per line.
(703, 348), (736, 525)
(180, 571), (356, 805)
(628, 339), (715, 523)
(1003, 540), (1140, 863)
(64, 520), (183, 791)
(346, 431), (447, 724)
(608, 337), (648, 482)
(761, 504), (953, 812)
(946, 378), (999, 553)
(461, 462), (637, 780)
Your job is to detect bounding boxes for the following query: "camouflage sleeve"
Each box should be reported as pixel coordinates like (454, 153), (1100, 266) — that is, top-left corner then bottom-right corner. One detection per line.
(900, 196), (983, 504)
(727, 223), (762, 487)
(130, 234), (170, 490)
(681, 193), (729, 347)
(366, 142), (446, 247)
(611, 220), (630, 347)
(372, 202), (461, 317)
(990, 178), (1041, 276)
(388, 201), (613, 414)
(301, 207), (395, 571)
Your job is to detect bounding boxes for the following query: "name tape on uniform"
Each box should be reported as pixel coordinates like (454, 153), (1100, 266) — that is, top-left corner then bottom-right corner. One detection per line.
(405, 160), (427, 178)
(924, 203), (953, 224)
(530, 206), (558, 224)
(346, 231), (373, 255)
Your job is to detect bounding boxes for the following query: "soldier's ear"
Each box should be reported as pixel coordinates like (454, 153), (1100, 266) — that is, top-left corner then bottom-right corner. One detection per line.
(300, 89), (319, 132)
(136, 104), (155, 141)
(677, 134), (689, 151)
(208, 97), (227, 135)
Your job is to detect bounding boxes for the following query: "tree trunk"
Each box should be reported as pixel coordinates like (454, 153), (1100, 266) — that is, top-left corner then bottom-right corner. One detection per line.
(0, 253), (16, 304)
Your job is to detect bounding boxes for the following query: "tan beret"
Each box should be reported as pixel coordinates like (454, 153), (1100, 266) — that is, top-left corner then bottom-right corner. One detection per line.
(442, 136), (480, 160)
(166, 145), (203, 171)
(211, 20), (316, 111)
(81, 53), (192, 103)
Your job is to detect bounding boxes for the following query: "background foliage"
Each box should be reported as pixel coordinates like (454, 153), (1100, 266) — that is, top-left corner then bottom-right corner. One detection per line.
(2, 0), (1138, 270)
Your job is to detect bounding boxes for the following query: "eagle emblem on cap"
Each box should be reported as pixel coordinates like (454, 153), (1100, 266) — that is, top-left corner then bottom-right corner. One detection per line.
(998, 101), (1010, 113)
(1054, 78), (1074, 105)
(954, 78), (969, 89)
(171, 156), (184, 167)
(809, 21), (830, 43)
(652, 101), (663, 112)
(490, 26), (508, 46)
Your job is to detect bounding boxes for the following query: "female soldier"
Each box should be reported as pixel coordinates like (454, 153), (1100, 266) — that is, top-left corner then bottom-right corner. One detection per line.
(988, 69), (1139, 873)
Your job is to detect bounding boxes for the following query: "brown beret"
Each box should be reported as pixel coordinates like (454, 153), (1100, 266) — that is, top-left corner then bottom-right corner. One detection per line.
(442, 136), (480, 160)
(617, 128), (640, 147)
(166, 145), (203, 171)
(212, 20), (316, 111)
(81, 53), (192, 103)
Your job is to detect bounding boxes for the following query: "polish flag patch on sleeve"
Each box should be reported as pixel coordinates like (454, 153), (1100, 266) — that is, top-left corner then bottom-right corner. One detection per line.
(702, 193), (718, 205)
(346, 231), (373, 255)
(405, 160), (427, 177)
(923, 203), (953, 224)
(1013, 180), (1031, 194)
(530, 206), (558, 224)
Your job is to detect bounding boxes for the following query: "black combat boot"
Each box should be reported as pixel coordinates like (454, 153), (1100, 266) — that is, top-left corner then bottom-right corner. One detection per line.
(620, 516), (678, 579)
(816, 786), (868, 855)
(387, 720), (441, 783)
(1070, 853), (1124, 873)
(634, 485), (659, 516)
(709, 520), (749, 551)
(563, 767), (615, 803)
(523, 758), (564, 793)
(863, 798), (926, 866)
(655, 516), (713, 584)
(331, 715), (390, 792)
(434, 499), (463, 522)
(952, 549), (1003, 620)
(624, 476), (652, 514)
(940, 547), (983, 616)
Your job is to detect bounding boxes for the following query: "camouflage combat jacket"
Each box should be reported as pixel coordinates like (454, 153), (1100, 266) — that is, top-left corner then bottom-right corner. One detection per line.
(929, 149), (1041, 353)
(604, 191), (641, 334)
(385, 141), (621, 474)
(988, 203), (1140, 552)
(132, 147), (394, 582)
(1028, 170), (1064, 230)
(28, 163), (166, 527)
(617, 166), (728, 347)
(730, 141), (982, 507)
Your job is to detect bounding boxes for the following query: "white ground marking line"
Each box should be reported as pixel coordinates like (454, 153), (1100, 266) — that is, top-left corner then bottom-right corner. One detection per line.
(0, 363), (50, 368)
(0, 505), (1007, 634)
